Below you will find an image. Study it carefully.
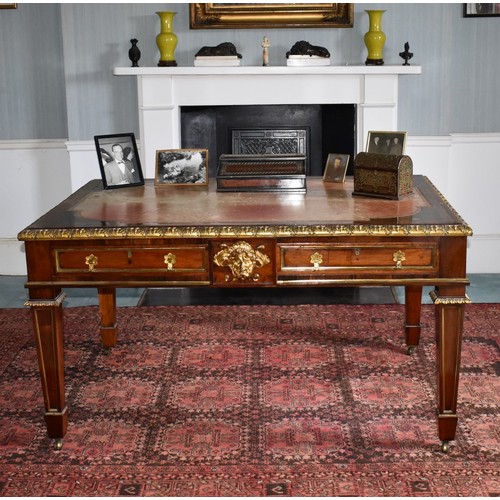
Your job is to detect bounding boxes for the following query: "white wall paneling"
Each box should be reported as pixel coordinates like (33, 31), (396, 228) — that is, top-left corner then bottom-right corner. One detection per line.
(3, 134), (500, 276)
(0, 140), (71, 275)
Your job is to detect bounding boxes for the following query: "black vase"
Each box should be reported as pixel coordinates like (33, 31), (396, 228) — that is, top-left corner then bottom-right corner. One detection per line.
(129, 38), (141, 67)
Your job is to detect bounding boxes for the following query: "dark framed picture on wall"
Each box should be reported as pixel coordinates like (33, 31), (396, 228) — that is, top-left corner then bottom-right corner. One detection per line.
(463, 3), (500, 16)
(366, 131), (407, 156)
(155, 149), (208, 186)
(323, 153), (349, 183)
(94, 133), (144, 189)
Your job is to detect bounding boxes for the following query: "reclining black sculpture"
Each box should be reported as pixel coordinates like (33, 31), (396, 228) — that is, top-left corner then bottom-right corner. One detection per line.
(195, 42), (242, 58)
(286, 41), (330, 59)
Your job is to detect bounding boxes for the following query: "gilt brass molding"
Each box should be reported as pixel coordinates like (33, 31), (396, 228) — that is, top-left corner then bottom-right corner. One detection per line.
(430, 290), (471, 305)
(25, 292), (66, 308)
(18, 223), (473, 241)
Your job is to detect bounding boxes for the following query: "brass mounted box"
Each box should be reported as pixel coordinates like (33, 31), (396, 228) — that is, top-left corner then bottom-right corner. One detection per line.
(216, 154), (306, 193)
(353, 152), (413, 200)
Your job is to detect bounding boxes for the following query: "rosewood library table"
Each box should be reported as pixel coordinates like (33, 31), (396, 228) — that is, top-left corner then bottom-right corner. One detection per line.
(18, 176), (472, 452)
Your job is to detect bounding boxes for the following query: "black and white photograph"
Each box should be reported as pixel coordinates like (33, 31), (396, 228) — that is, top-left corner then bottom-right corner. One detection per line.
(323, 153), (349, 183)
(463, 3), (500, 16)
(155, 149), (208, 186)
(366, 131), (407, 156)
(94, 133), (144, 189)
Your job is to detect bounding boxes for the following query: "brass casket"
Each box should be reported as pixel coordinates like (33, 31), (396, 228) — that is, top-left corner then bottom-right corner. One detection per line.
(353, 152), (413, 200)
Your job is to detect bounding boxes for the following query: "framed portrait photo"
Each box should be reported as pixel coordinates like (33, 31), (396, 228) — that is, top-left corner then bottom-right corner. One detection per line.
(323, 153), (349, 183)
(463, 3), (500, 16)
(366, 131), (407, 156)
(155, 149), (208, 186)
(94, 133), (144, 189)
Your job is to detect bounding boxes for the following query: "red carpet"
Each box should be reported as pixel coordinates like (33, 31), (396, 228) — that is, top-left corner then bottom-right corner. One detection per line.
(0, 304), (498, 496)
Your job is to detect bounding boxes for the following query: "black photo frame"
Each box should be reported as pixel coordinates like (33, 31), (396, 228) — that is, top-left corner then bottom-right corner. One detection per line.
(94, 133), (144, 189)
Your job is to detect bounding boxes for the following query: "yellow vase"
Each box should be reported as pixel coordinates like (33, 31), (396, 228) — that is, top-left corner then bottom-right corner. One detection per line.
(364, 10), (386, 66)
(156, 11), (178, 67)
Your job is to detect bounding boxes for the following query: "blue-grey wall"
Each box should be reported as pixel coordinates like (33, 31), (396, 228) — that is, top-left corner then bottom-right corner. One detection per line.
(0, 3), (67, 139)
(1, 3), (499, 141)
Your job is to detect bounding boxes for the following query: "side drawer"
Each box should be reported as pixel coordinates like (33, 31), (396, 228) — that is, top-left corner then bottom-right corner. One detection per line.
(54, 246), (209, 275)
(278, 243), (439, 275)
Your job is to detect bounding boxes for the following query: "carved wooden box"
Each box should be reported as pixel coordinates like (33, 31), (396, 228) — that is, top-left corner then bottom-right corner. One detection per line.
(216, 154), (306, 193)
(353, 152), (413, 200)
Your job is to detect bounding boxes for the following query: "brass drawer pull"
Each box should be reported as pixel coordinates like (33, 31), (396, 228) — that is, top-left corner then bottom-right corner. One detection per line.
(164, 253), (177, 271)
(310, 252), (323, 270)
(393, 250), (406, 269)
(85, 254), (98, 272)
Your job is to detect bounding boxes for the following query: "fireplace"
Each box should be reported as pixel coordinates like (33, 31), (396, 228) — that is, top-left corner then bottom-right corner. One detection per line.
(181, 104), (356, 176)
(114, 66), (421, 178)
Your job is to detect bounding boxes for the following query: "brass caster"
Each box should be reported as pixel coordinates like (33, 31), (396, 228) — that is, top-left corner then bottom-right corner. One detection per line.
(53, 438), (63, 451)
(441, 441), (450, 453)
(407, 346), (416, 355)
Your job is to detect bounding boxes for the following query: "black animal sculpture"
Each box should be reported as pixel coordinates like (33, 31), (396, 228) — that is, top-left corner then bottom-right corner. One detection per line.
(286, 41), (330, 59)
(195, 42), (242, 58)
(399, 42), (413, 66)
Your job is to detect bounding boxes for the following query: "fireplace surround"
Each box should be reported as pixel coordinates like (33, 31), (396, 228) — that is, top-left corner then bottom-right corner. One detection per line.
(114, 65), (421, 178)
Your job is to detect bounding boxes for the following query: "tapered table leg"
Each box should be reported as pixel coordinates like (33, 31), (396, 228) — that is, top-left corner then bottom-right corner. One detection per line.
(430, 288), (470, 451)
(404, 285), (422, 354)
(26, 291), (67, 445)
(98, 287), (117, 347)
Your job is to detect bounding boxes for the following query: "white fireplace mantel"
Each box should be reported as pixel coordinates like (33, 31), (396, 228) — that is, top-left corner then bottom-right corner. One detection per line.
(114, 65), (422, 177)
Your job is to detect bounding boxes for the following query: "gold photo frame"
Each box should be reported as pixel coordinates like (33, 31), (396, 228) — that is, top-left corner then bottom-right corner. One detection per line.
(155, 149), (208, 186)
(190, 3), (353, 29)
(323, 153), (349, 183)
(366, 131), (407, 156)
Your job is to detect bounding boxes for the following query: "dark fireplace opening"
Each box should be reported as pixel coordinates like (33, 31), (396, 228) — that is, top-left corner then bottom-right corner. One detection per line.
(181, 104), (356, 178)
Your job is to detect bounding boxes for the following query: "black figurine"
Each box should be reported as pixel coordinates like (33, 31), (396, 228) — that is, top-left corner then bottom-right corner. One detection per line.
(129, 38), (141, 67)
(286, 40), (330, 59)
(195, 42), (242, 58)
(399, 42), (413, 66)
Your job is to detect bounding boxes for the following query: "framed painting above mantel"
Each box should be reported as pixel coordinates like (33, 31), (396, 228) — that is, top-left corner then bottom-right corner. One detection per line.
(189, 3), (353, 29)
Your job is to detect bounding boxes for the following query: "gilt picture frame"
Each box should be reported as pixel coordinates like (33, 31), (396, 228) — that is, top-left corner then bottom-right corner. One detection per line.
(189, 3), (353, 29)
(94, 133), (144, 190)
(155, 149), (208, 186)
(323, 153), (349, 183)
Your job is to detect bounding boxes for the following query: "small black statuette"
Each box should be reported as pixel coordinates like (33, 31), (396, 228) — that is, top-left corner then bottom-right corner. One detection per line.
(399, 42), (413, 66)
(129, 38), (141, 67)
(286, 40), (330, 59)
(195, 42), (242, 58)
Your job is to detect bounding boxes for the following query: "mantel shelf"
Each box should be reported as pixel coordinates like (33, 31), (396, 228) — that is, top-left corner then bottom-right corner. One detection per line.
(114, 65), (422, 77)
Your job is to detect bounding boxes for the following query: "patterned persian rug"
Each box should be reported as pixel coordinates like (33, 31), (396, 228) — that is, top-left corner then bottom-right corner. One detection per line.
(0, 304), (498, 497)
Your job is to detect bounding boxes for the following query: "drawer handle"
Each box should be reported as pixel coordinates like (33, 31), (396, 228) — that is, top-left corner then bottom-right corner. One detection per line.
(393, 250), (406, 269)
(85, 254), (98, 272)
(164, 253), (177, 271)
(310, 252), (323, 270)
(213, 241), (270, 282)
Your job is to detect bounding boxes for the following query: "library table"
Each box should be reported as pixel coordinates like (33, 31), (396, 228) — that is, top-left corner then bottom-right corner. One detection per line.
(18, 176), (472, 452)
